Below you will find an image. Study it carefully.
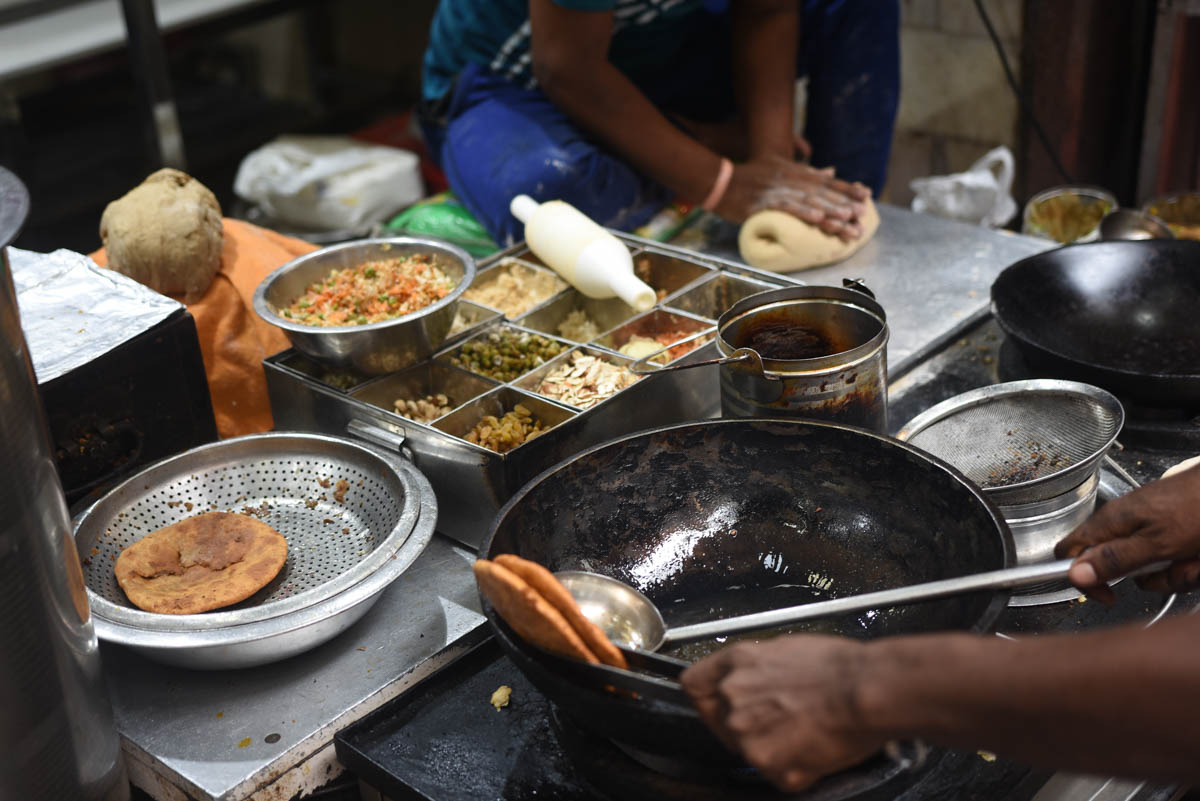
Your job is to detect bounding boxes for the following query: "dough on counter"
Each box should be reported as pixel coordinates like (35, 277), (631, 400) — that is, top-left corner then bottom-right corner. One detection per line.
(738, 198), (880, 273)
(99, 168), (223, 298)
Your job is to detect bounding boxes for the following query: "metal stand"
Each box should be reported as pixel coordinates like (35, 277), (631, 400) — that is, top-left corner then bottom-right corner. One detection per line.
(119, 0), (186, 171)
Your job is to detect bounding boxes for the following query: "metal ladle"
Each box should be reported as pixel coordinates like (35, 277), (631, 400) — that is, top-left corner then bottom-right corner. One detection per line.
(558, 557), (1167, 651)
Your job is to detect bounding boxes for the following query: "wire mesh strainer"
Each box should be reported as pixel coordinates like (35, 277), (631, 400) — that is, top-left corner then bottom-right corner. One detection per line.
(896, 380), (1124, 505)
(74, 431), (423, 632)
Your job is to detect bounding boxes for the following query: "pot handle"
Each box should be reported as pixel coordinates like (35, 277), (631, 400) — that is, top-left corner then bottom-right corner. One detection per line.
(628, 346), (770, 377)
(842, 277), (875, 299)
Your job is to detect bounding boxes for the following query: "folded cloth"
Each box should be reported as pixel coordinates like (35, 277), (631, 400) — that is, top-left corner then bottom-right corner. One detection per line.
(92, 219), (316, 438)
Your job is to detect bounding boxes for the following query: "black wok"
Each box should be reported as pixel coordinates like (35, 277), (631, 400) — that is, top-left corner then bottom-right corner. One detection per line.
(480, 419), (1013, 797)
(991, 239), (1200, 405)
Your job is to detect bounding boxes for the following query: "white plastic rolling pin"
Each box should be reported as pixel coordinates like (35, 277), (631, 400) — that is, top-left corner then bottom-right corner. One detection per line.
(510, 195), (656, 312)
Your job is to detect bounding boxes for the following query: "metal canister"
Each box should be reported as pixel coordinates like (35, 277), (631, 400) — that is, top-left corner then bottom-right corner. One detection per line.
(715, 285), (889, 432)
(0, 167), (128, 800)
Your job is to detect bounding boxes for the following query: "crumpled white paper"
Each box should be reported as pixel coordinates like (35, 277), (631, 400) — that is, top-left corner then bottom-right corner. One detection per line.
(234, 135), (424, 230)
(9, 247), (182, 383)
(910, 146), (1018, 229)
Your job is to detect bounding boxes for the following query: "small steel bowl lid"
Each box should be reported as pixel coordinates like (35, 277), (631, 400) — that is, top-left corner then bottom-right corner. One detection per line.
(252, 236), (477, 336)
(74, 431), (432, 632)
(896, 380), (1124, 505)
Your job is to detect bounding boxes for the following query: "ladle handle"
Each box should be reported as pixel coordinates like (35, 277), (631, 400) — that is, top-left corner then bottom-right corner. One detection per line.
(661, 558), (1169, 645)
(628, 346), (768, 377)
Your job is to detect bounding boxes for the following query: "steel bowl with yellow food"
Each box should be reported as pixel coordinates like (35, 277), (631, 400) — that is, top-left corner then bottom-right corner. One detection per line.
(1143, 192), (1200, 242)
(1022, 186), (1117, 244)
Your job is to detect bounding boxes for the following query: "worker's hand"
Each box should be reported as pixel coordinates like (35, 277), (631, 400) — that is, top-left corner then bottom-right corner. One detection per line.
(714, 156), (871, 241)
(681, 636), (884, 792)
(1055, 464), (1200, 604)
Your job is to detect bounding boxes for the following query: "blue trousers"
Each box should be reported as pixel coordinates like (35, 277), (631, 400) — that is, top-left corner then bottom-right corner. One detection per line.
(421, 0), (900, 245)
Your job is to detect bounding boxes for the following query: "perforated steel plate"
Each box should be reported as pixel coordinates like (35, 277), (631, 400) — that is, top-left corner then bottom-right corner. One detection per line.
(897, 380), (1124, 505)
(75, 432), (421, 631)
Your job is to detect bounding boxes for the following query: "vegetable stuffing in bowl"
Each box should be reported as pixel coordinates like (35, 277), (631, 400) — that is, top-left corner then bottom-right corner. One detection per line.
(282, 253), (455, 326)
(252, 237), (476, 374)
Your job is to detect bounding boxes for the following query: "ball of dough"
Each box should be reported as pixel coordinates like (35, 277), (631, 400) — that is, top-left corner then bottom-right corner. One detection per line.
(738, 198), (880, 273)
(99, 168), (223, 297)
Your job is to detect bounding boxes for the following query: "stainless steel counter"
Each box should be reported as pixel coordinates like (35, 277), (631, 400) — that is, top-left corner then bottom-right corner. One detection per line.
(674, 204), (1053, 376)
(104, 535), (486, 801)
(104, 204), (1057, 801)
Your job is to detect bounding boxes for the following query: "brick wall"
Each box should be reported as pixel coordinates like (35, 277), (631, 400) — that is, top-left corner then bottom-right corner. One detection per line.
(882, 0), (1023, 208)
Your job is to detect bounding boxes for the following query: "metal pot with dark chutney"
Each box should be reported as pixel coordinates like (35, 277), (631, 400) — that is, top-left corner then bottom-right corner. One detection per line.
(629, 282), (889, 431)
(715, 283), (889, 431)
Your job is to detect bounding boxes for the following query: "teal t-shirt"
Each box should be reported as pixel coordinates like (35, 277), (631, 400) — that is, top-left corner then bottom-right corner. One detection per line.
(422, 0), (710, 101)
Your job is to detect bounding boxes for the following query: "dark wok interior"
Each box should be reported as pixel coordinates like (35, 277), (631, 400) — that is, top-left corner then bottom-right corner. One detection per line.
(489, 419), (1012, 650)
(481, 419), (1013, 786)
(992, 240), (1200, 380)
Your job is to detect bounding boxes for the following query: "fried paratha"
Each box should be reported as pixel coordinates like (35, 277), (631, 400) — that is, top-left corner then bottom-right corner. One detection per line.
(115, 512), (288, 614)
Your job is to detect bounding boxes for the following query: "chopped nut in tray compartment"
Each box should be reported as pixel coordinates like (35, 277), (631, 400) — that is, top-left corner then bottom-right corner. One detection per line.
(535, 352), (640, 409)
(463, 261), (566, 319)
(393, 393), (454, 423)
(450, 329), (568, 382)
(465, 403), (547, 453)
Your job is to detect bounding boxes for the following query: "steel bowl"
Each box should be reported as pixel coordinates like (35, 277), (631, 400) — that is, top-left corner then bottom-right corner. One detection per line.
(253, 237), (476, 375)
(87, 460), (436, 670)
(1099, 208), (1174, 241)
(1022, 185), (1116, 244)
(1142, 191), (1200, 241)
(73, 432), (439, 669)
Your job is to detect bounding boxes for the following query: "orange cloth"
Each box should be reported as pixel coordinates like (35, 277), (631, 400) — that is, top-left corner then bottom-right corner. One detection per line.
(92, 219), (317, 438)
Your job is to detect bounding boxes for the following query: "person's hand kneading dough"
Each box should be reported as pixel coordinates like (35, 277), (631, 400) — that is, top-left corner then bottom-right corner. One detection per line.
(738, 178), (880, 273)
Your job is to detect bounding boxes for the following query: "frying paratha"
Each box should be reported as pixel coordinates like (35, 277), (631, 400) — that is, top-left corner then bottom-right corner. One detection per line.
(494, 554), (626, 669)
(474, 558), (599, 664)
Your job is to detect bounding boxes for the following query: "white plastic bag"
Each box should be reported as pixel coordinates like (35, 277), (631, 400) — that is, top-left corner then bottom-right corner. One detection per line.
(910, 146), (1017, 228)
(233, 135), (423, 230)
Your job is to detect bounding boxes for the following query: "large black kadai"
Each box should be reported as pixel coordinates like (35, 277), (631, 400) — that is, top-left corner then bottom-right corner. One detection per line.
(479, 419), (1012, 774)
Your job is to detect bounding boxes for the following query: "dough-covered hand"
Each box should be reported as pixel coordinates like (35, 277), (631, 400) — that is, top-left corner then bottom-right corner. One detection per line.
(715, 156), (870, 241)
(1055, 464), (1200, 603)
(681, 637), (884, 792)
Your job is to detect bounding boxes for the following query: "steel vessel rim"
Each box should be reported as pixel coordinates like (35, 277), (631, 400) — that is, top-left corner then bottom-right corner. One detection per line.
(251, 236), (477, 335)
(77, 431), (424, 631)
(88, 460), (436, 660)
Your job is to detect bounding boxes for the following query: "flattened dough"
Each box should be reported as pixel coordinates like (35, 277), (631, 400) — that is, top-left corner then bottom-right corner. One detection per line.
(738, 198), (880, 273)
(115, 512), (288, 614)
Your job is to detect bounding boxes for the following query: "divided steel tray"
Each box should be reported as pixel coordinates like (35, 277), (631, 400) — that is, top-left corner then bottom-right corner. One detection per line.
(265, 234), (800, 547)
